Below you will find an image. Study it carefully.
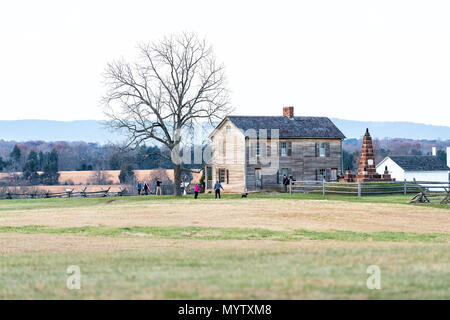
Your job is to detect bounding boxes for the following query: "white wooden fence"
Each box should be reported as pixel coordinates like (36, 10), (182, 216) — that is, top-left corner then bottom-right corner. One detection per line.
(289, 179), (450, 199)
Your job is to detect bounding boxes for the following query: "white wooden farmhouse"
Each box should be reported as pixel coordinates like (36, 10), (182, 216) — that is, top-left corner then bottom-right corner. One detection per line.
(376, 147), (450, 182)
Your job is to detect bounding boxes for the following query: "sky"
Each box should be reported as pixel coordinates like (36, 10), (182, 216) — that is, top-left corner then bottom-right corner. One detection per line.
(0, 0), (450, 127)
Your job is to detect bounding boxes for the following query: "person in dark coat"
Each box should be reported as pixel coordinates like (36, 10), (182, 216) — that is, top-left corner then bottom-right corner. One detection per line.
(143, 182), (149, 195)
(282, 174), (289, 192)
(155, 178), (162, 196)
(137, 181), (142, 195)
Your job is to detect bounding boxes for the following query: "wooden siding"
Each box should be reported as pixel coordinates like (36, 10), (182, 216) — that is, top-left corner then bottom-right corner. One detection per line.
(209, 119), (246, 193)
(245, 138), (342, 191)
(209, 121), (343, 193)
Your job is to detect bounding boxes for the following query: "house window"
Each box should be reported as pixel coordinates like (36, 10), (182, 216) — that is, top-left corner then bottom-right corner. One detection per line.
(319, 143), (326, 157)
(319, 169), (326, 181)
(280, 142), (287, 156)
(280, 142), (292, 157)
(316, 142), (330, 157)
(222, 140), (226, 158)
(226, 126), (231, 134)
(219, 169), (226, 183)
(256, 141), (260, 156)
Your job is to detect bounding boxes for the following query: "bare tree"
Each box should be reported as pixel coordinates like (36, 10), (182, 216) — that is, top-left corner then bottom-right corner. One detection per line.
(103, 32), (231, 196)
(89, 169), (112, 185)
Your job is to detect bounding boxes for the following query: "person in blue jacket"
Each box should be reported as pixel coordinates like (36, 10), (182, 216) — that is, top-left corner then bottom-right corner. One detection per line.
(137, 181), (142, 195)
(214, 180), (224, 199)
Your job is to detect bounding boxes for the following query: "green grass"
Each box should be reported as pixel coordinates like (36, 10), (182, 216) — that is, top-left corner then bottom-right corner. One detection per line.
(0, 225), (448, 243)
(0, 245), (448, 299)
(0, 192), (448, 212)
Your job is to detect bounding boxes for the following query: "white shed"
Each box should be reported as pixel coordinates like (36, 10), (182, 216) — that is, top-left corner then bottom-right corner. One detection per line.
(376, 149), (450, 182)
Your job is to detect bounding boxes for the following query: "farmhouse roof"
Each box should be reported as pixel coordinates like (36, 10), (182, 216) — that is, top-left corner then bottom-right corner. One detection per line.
(224, 116), (346, 139)
(389, 155), (450, 172)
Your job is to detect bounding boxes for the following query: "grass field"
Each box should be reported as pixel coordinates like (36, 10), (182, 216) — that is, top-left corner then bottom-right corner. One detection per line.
(0, 193), (449, 299)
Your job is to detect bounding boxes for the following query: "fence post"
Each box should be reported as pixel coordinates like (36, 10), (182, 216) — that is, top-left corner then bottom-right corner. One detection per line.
(322, 178), (326, 196)
(289, 180), (292, 195)
(357, 181), (361, 197)
(404, 179), (407, 195)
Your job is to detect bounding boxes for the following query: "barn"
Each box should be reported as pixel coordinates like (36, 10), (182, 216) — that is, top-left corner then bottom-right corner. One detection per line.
(376, 147), (450, 182)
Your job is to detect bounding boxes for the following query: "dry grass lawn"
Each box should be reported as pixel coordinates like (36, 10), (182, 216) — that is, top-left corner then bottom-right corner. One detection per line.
(1, 198), (448, 233)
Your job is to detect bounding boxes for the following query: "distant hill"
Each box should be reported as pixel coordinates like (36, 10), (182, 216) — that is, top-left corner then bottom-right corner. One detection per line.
(0, 119), (449, 143)
(331, 118), (450, 140)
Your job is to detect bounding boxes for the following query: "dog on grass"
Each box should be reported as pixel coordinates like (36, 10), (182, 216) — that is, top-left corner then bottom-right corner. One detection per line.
(241, 193), (248, 198)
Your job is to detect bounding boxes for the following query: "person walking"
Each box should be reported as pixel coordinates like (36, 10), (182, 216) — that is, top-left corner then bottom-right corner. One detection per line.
(288, 175), (295, 192)
(180, 177), (186, 195)
(155, 178), (162, 196)
(194, 184), (200, 199)
(137, 181), (142, 195)
(282, 174), (288, 192)
(143, 182), (149, 195)
(214, 180), (224, 199)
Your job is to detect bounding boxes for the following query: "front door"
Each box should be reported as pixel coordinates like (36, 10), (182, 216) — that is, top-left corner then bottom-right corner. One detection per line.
(255, 168), (262, 190)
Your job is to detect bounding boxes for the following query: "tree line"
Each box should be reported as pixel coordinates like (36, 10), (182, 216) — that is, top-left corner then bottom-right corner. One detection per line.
(0, 142), (174, 172)
(1, 137), (448, 184)
(0, 141), (201, 186)
(0, 146), (60, 184)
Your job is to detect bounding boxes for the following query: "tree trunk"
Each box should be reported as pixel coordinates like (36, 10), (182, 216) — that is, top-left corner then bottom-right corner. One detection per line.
(173, 163), (182, 196)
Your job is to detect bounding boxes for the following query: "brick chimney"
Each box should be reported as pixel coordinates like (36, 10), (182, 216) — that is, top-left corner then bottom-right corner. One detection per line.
(283, 106), (294, 119)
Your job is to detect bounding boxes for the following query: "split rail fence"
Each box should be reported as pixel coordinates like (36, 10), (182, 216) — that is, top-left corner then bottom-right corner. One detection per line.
(0, 187), (123, 200)
(289, 180), (450, 204)
(0, 184), (176, 200)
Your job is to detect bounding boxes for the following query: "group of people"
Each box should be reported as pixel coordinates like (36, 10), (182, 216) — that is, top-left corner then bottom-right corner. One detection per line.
(137, 178), (162, 196)
(136, 179), (206, 199)
(138, 175), (294, 197)
(189, 180), (224, 199)
(135, 180), (224, 199)
(282, 174), (295, 192)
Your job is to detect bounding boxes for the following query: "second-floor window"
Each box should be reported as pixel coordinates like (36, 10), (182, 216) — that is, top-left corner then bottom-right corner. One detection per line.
(319, 143), (326, 157)
(316, 142), (330, 157)
(280, 142), (292, 157)
(280, 142), (287, 156)
(256, 142), (260, 156)
(222, 140), (226, 158)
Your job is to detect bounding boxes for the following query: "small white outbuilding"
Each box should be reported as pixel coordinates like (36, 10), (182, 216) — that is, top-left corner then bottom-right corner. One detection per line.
(376, 147), (450, 182)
